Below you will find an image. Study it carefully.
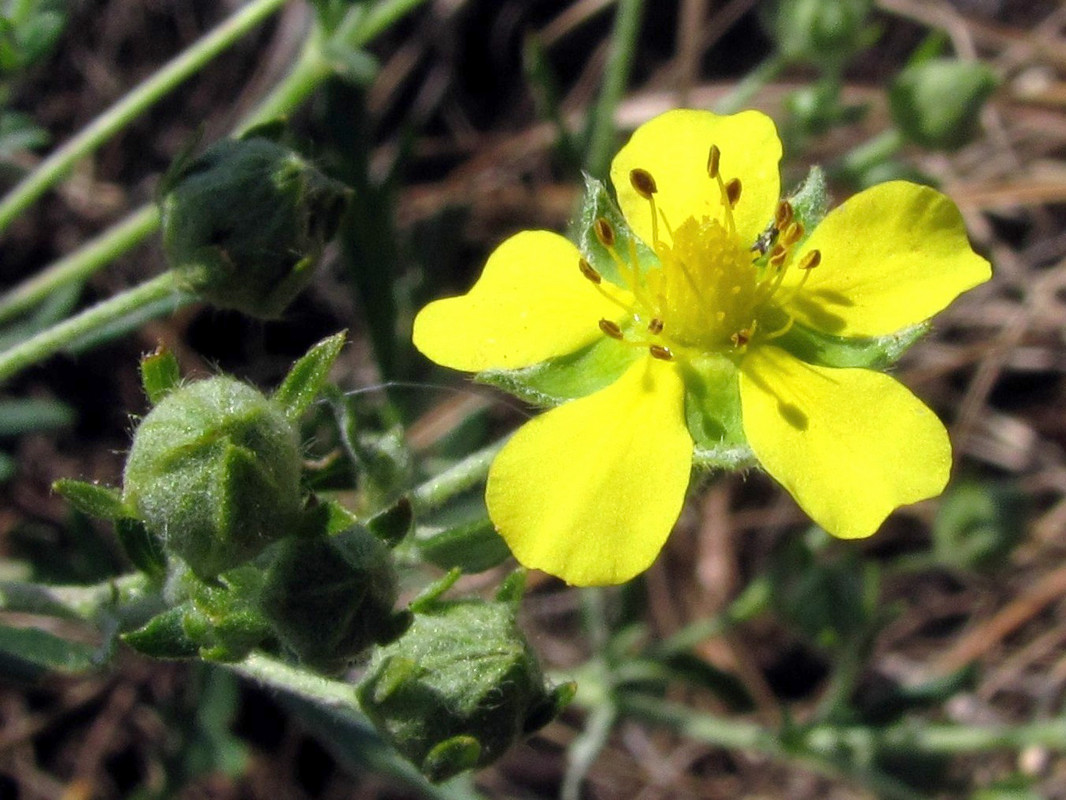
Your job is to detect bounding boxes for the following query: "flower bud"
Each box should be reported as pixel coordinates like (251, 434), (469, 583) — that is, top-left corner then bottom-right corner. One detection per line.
(356, 589), (572, 781)
(161, 137), (351, 318)
(764, 0), (872, 69)
(122, 376), (303, 580)
(258, 526), (411, 674)
(889, 58), (998, 151)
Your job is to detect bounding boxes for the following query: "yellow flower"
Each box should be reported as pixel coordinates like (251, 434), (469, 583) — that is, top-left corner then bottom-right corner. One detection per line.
(413, 109), (991, 586)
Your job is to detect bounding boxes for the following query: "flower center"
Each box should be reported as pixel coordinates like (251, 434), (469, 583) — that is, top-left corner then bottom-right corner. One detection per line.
(578, 145), (819, 363)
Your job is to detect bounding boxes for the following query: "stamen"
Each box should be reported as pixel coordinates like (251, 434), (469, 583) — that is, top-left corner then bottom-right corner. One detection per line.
(780, 221), (804, 247)
(707, 145), (721, 180)
(774, 200), (793, 229)
(731, 321), (757, 348)
(594, 217), (615, 248)
(768, 245), (788, 268)
(725, 178), (742, 207)
(599, 319), (624, 339)
(629, 168), (658, 199)
(648, 318), (664, 335)
(797, 249), (821, 270)
(649, 344), (674, 361)
(578, 257), (602, 284)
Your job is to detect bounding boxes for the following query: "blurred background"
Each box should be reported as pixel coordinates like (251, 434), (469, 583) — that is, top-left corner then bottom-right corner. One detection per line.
(2, 0), (1066, 797)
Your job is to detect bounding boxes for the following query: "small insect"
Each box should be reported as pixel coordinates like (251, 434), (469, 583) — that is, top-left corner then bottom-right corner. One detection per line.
(751, 221), (779, 256)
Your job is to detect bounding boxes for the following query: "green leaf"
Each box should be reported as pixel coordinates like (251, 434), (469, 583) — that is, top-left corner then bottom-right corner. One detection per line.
(273, 331), (347, 421)
(0, 397), (74, 437)
(139, 345), (182, 404)
(52, 478), (128, 519)
(0, 450), (15, 483)
(0, 623), (99, 681)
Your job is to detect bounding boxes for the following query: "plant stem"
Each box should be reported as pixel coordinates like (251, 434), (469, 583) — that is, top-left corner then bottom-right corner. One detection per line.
(0, 0), (290, 235)
(0, 272), (192, 383)
(583, 0), (645, 180)
(409, 439), (507, 515)
(0, 0), (431, 329)
(714, 56), (785, 115)
(0, 205), (160, 326)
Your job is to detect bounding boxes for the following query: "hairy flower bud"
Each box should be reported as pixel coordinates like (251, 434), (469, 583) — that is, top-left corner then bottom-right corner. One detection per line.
(357, 588), (572, 781)
(161, 137), (351, 318)
(258, 526), (411, 674)
(889, 59), (998, 151)
(122, 376), (303, 579)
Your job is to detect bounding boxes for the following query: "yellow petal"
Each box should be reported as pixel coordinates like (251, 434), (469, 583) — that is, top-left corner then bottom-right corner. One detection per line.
(739, 345), (951, 538)
(784, 181), (991, 337)
(412, 230), (629, 372)
(486, 357), (692, 586)
(610, 109), (782, 248)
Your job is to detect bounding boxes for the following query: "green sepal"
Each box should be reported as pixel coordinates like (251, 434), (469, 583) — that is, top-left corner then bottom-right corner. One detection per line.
(258, 526), (408, 674)
(273, 331), (347, 422)
(52, 478), (129, 520)
(680, 354), (754, 471)
(367, 496), (414, 547)
(494, 569), (526, 606)
(775, 321), (929, 370)
(422, 736), (481, 783)
(238, 117), (289, 144)
(139, 345), (182, 404)
(123, 604), (201, 660)
(576, 174), (658, 284)
(414, 499), (511, 574)
(115, 517), (167, 579)
(324, 498), (360, 535)
(356, 596), (567, 781)
(784, 165), (828, 252)
(478, 335), (637, 408)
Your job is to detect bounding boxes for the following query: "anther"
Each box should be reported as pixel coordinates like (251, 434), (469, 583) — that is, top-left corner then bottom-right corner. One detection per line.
(649, 344), (674, 361)
(725, 178), (742, 207)
(707, 145), (721, 179)
(648, 318), (664, 335)
(731, 329), (752, 348)
(774, 200), (793, 229)
(578, 257), (602, 284)
(797, 249), (821, 270)
(599, 319), (624, 339)
(780, 221), (804, 247)
(629, 168), (658, 199)
(594, 217), (615, 248)
(768, 245), (788, 268)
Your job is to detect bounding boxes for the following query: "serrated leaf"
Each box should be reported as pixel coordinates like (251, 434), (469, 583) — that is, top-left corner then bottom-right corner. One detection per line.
(274, 331), (347, 421)
(52, 478), (128, 519)
(140, 346), (182, 404)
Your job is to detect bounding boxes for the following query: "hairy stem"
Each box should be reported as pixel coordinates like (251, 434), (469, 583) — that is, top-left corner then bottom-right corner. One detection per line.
(0, 272), (192, 383)
(0, 0), (290, 235)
